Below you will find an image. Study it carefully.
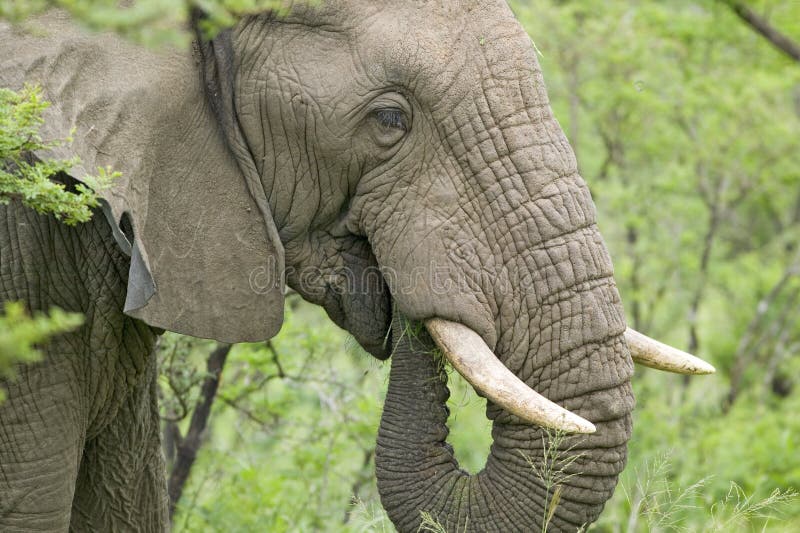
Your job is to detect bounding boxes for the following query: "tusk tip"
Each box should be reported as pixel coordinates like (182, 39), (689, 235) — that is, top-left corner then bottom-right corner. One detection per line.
(694, 361), (716, 375)
(425, 318), (598, 434)
(625, 328), (716, 376)
(519, 405), (596, 434)
(635, 356), (716, 375)
(568, 417), (597, 434)
(529, 408), (596, 434)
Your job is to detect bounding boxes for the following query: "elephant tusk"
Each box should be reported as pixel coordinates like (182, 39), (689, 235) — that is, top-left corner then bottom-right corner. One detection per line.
(424, 318), (596, 434)
(625, 328), (716, 375)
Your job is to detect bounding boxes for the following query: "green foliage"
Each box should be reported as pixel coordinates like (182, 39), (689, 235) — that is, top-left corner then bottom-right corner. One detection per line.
(158, 333), (219, 423)
(707, 483), (797, 532)
(192, 0), (298, 37)
(443, 370), (492, 475)
(1, 0), (186, 47)
(618, 453), (710, 532)
(0, 302), (83, 402)
(0, 83), (92, 405)
(1, 0), (304, 46)
(347, 498), (393, 533)
(0, 84), (117, 225)
(599, 453), (797, 532)
(169, 303), (389, 532)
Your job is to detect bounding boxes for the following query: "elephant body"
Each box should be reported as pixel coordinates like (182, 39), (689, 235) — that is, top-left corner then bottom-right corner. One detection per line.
(0, 3), (644, 531)
(0, 198), (166, 531)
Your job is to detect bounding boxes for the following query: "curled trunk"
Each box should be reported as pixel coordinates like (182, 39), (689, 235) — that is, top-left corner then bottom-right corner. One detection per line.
(377, 314), (633, 532)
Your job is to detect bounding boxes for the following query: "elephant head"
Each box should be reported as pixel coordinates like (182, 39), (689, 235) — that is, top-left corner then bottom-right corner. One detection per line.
(4, 1), (713, 530)
(210, 3), (713, 530)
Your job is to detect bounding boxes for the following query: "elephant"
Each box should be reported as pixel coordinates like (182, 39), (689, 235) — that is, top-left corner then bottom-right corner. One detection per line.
(0, 2), (714, 532)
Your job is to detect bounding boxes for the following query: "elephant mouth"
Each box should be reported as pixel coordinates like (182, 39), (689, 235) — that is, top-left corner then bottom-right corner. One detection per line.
(421, 316), (714, 434)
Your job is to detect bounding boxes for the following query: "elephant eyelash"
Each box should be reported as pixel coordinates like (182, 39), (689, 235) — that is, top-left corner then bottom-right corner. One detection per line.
(374, 109), (408, 132)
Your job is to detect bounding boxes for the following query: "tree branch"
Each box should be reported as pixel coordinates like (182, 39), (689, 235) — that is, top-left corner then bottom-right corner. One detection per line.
(167, 342), (231, 521)
(725, 249), (800, 410)
(342, 448), (375, 525)
(723, 1), (800, 63)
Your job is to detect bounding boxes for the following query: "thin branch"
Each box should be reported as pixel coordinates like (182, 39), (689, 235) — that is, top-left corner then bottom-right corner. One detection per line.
(725, 250), (800, 410)
(342, 448), (375, 525)
(266, 339), (286, 377)
(217, 394), (278, 427)
(722, 0), (800, 63)
(167, 342), (231, 521)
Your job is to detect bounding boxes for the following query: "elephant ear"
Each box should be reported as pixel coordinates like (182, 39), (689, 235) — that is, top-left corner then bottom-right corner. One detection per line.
(0, 11), (286, 342)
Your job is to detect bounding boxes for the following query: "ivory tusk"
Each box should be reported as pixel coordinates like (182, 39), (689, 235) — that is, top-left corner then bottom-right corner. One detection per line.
(424, 318), (596, 434)
(625, 328), (716, 375)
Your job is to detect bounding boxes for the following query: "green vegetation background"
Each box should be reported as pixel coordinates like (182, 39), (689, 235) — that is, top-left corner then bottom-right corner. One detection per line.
(2, 1), (800, 531)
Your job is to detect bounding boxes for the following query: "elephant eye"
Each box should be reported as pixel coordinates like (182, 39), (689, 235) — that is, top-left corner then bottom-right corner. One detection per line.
(369, 108), (409, 149)
(374, 108), (408, 132)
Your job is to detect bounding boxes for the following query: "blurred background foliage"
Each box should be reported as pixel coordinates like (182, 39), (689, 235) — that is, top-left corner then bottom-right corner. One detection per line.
(0, 302), (83, 402)
(0, 0), (296, 45)
(2, 0), (800, 531)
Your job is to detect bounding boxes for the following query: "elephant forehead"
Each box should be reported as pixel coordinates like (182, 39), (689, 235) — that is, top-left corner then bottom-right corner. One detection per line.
(275, 0), (535, 98)
(284, 0), (494, 25)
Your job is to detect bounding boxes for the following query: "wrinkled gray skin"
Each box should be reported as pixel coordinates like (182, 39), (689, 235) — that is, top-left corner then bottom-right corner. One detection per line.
(0, 2), (633, 532)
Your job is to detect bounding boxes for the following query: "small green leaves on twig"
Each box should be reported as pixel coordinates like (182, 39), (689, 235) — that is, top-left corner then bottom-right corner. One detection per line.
(1, 0), (314, 46)
(0, 84), (119, 225)
(0, 301), (84, 402)
(193, 0), (297, 38)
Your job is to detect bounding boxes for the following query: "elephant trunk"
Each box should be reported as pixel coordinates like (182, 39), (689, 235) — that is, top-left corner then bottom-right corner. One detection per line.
(372, 111), (637, 529)
(368, 9), (636, 529)
(376, 306), (633, 532)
